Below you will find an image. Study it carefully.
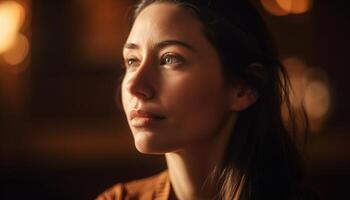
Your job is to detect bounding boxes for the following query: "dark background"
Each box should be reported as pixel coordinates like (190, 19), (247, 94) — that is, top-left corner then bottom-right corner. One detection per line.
(1, 0), (349, 199)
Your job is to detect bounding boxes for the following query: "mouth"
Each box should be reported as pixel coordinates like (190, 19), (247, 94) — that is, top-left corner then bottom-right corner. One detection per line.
(129, 109), (166, 128)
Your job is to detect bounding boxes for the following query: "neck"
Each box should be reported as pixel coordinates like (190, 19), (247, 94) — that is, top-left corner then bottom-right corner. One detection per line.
(165, 113), (236, 200)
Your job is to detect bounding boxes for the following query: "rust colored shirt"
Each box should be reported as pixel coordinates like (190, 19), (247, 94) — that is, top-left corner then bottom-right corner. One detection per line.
(96, 170), (171, 200)
(96, 170), (319, 200)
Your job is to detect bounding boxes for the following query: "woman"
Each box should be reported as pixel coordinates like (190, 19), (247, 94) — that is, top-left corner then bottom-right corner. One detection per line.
(97, 0), (316, 199)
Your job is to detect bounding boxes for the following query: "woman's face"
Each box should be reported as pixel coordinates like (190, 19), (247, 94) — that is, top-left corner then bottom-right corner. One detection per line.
(121, 3), (234, 154)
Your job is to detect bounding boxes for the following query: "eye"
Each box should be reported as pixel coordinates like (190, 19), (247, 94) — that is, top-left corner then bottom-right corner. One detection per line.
(124, 57), (140, 68)
(160, 54), (185, 67)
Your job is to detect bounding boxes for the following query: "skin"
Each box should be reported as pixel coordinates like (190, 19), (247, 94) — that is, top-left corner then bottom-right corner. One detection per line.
(121, 3), (256, 200)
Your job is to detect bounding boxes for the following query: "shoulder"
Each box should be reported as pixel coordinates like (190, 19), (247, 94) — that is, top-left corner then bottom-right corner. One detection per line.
(96, 170), (169, 200)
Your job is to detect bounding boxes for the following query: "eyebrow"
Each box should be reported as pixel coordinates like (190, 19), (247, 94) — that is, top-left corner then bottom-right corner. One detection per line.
(123, 40), (196, 52)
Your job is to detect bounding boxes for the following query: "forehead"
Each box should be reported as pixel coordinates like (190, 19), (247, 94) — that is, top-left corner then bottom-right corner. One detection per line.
(127, 3), (204, 45)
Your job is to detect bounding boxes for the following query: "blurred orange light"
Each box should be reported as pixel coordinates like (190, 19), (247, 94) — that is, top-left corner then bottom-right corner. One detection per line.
(260, 0), (289, 16)
(283, 57), (330, 133)
(0, 1), (25, 53)
(283, 57), (308, 108)
(261, 0), (312, 16)
(276, 0), (292, 13)
(3, 33), (29, 66)
(291, 0), (312, 14)
(304, 81), (330, 119)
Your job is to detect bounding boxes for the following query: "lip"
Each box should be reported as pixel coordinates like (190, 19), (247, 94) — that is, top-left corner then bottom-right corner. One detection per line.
(129, 109), (166, 128)
(130, 109), (165, 120)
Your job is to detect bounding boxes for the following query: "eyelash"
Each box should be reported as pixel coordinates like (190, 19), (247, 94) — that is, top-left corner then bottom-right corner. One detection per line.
(124, 57), (140, 68)
(124, 54), (185, 69)
(160, 54), (185, 66)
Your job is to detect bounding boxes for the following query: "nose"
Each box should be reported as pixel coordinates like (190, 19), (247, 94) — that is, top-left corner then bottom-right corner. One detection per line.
(124, 61), (156, 100)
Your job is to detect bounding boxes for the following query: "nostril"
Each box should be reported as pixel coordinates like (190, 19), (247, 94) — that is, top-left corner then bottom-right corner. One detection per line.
(124, 64), (155, 100)
(134, 90), (152, 100)
(128, 82), (154, 100)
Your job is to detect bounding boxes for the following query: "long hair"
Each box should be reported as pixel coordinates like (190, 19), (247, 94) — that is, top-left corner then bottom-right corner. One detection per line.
(120, 0), (309, 199)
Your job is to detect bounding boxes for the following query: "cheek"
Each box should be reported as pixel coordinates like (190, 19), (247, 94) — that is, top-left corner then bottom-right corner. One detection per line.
(163, 69), (229, 137)
(120, 78), (131, 114)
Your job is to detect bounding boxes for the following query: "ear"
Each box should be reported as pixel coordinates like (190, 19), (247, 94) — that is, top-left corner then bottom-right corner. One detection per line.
(229, 85), (259, 112)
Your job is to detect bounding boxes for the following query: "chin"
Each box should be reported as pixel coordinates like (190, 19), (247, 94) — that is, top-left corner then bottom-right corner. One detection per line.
(134, 142), (165, 155)
(133, 134), (179, 155)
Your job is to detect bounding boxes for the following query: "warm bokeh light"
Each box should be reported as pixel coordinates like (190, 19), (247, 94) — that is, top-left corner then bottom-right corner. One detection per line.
(283, 57), (330, 133)
(261, 0), (312, 16)
(304, 81), (330, 119)
(0, 1), (25, 53)
(290, 0), (312, 14)
(260, 0), (289, 16)
(3, 33), (29, 66)
(283, 57), (308, 108)
(276, 0), (292, 13)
